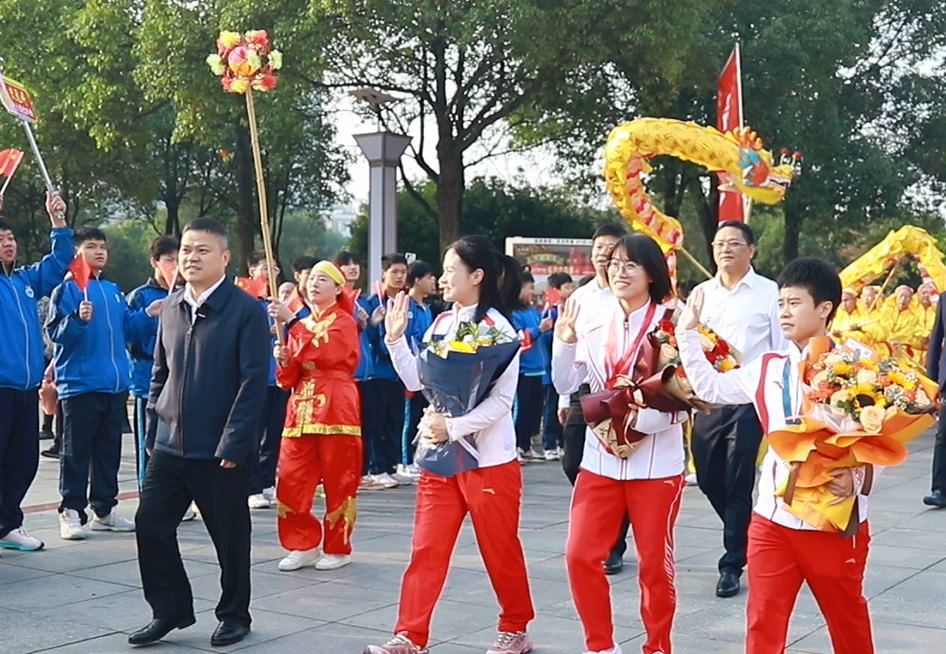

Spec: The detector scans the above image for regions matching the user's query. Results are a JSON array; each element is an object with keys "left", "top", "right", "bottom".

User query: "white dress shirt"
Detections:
[
  {"left": 552, "top": 298, "right": 688, "bottom": 480},
  {"left": 182, "top": 275, "right": 227, "bottom": 324},
  {"left": 387, "top": 304, "right": 519, "bottom": 469},
  {"left": 693, "top": 268, "right": 787, "bottom": 365},
  {"left": 678, "top": 330, "right": 873, "bottom": 530}
]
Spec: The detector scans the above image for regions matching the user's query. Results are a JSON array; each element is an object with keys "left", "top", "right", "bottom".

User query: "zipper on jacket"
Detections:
[
  {"left": 8, "top": 274, "right": 32, "bottom": 390},
  {"left": 100, "top": 281, "right": 121, "bottom": 393}
]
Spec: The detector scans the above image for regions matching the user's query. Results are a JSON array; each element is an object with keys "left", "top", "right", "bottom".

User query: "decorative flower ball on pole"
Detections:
[{"left": 207, "top": 30, "right": 284, "bottom": 343}]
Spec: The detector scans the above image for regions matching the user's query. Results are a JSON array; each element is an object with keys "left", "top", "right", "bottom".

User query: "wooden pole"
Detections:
[
  {"left": 244, "top": 87, "right": 284, "bottom": 345},
  {"left": 869, "top": 260, "right": 900, "bottom": 313},
  {"left": 679, "top": 246, "right": 714, "bottom": 280}
]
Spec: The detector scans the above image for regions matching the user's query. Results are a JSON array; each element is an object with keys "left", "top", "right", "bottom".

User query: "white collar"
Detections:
[
  {"left": 714, "top": 267, "right": 757, "bottom": 291},
  {"left": 183, "top": 275, "right": 226, "bottom": 309}
]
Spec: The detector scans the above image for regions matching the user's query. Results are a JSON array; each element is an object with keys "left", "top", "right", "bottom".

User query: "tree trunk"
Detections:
[
  {"left": 436, "top": 144, "right": 464, "bottom": 254},
  {"left": 783, "top": 201, "right": 803, "bottom": 265},
  {"left": 164, "top": 200, "right": 180, "bottom": 236},
  {"left": 234, "top": 120, "right": 256, "bottom": 274},
  {"left": 691, "top": 176, "right": 720, "bottom": 268}
]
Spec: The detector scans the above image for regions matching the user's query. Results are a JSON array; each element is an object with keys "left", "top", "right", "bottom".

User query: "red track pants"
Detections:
[
  {"left": 566, "top": 470, "right": 684, "bottom": 654},
  {"left": 276, "top": 435, "right": 362, "bottom": 554},
  {"left": 746, "top": 515, "right": 873, "bottom": 654},
  {"left": 394, "top": 460, "right": 535, "bottom": 647}
]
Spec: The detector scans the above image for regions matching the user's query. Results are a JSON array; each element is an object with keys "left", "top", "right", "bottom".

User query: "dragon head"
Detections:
[{"left": 727, "top": 127, "right": 801, "bottom": 201}]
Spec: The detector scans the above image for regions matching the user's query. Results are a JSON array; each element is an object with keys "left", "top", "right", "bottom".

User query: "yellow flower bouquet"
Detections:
[{"left": 767, "top": 337, "right": 938, "bottom": 532}]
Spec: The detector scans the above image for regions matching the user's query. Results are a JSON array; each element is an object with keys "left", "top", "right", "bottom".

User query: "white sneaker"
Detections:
[
  {"left": 359, "top": 475, "right": 387, "bottom": 491},
  {"left": 487, "top": 630, "right": 534, "bottom": 654},
  {"left": 91, "top": 508, "right": 135, "bottom": 532},
  {"left": 685, "top": 472, "right": 698, "bottom": 486},
  {"left": 557, "top": 446, "right": 565, "bottom": 458},
  {"left": 406, "top": 463, "right": 422, "bottom": 478},
  {"left": 391, "top": 472, "right": 415, "bottom": 485},
  {"left": 278, "top": 547, "right": 321, "bottom": 571},
  {"left": 262, "top": 486, "right": 276, "bottom": 502},
  {"left": 315, "top": 553, "right": 352, "bottom": 570},
  {"left": 59, "top": 510, "right": 87, "bottom": 540},
  {"left": 181, "top": 506, "right": 197, "bottom": 522},
  {"left": 395, "top": 464, "right": 417, "bottom": 482},
  {"left": 582, "top": 646, "right": 623, "bottom": 654},
  {"left": 543, "top": 449, "right": 559, "bottom": 461},
  {"left": 0, "top": 527, "right": 44, "bottom": 551},
  {"left": 248, "top": 493, "right": 271, "bottom": 509},
  {"left": 523, "top": 448, "right": 543, "bottom": 460},
  {"left": 373, "top": 473, "right": 399, "bottom": 489}
]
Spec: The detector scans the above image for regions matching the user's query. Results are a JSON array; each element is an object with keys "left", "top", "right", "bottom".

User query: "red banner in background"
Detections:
[{"left": 717, "top": 44, "right": 747, "bottom": 223}]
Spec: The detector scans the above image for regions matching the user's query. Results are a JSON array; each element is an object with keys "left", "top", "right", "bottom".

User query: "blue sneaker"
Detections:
[{"left": 0, "top": 527, "right": 44, "bottom": 551}]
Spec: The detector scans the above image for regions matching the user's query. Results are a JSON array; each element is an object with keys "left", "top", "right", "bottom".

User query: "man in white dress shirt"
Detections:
[
  {"left": 555, "top": 222, "right": 631, "bottom": 574},
  {"left": 691, "top": 221, "right": 788, "bottom": 598}
]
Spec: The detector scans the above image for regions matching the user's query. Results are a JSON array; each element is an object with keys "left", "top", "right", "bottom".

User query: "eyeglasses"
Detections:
[
  {"left": 607, "top": 259, "right": 643, "bottom": 275},
  {"left": 711, "top": 240, "right": 748, "bottom": 251}
]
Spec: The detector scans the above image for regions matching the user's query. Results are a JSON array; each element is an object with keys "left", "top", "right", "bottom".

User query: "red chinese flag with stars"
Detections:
[
  {"left": 68, "top": 254, "right": 92, "bottom": 293},
  {"left": 717, "top": 44, "right": 747, "bottom": 222}
]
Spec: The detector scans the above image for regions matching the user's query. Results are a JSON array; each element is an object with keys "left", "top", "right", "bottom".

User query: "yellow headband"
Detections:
[{"left": 311, "top": 260, "right": 344, "bottom": 285}]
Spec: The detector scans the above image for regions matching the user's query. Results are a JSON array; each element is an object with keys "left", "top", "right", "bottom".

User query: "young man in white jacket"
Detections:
[{"left": 676, "top": 258, "right": 874, "bottom": 654}]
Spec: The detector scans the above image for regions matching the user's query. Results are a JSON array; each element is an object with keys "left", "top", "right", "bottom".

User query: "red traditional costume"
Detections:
[{"left": 275, "top": 295, "right": 361, "bottom": 555}]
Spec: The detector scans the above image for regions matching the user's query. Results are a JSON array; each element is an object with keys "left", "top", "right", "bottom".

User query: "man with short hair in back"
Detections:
[
  {"left": 131, "top": 218, "right": 269, "bottom": 648},
  {"left": 539, "top": 272, "right": 574, "bottom": 461}
]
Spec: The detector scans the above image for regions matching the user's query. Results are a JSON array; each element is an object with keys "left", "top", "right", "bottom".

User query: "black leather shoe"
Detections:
[
  {"left": 603, "top": 551, "right": 624, "bottom": 575},
  {"left": 128, "top": 615, "right": 196, "bottom": 645},
  {"left": 211, "top": 621, "right": 250, "bottom": 647},
  {"left": 923, "top": 490, "right": 946, "bottom": 508},
  {"left": 716, "top": 570, "right": 740, "bottom": 598}
]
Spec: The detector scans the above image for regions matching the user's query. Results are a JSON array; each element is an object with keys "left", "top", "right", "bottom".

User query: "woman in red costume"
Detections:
[{"left": 273, "top": 260, "right": 361, "bottom": 573}]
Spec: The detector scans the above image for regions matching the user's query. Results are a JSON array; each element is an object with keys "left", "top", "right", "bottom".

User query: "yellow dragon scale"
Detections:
[{"left": 604, "top": 118, "right": 796, "bottom": 251}]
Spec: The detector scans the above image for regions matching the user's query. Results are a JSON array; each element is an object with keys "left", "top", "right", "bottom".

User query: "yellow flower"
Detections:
[
  {"left": 270, "top": 50, "right": 283, "bottom": 70},
  {"left": 205, "top": 54, "right": 225, "bottom": 75},
  {"left": 831, "top": 363, "right": 852, "bottom": 377},
  {"left": 859, "top": 405, "right": 885, "bottom": 434},
  {"left": 218, "top": 31, "right": 242, "bottom": 48},
  {"left": 718, "top": 358, "right": 736, "bottom": 372},
  {"left": 229, "top": 78, "right": 249, "bottom": 94},
  {"left": 447, "top": 340, "right": 475, "bottom": 353},
  {"left": 887, "top": 371, "right": 909, "bottom": 387},
  {"left": 853, "top": 383, "right": 877, "bottom": 397},
  {"left": 859, "top": 358, "right": 879, "bottom": 371}
]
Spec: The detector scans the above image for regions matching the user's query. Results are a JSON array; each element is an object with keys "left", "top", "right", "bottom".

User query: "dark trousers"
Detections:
[
  {"left": 560, "top": 385, "right": 630, "bottom": 558},
  {"left": 542, "top": 384, "right": 563, "bottom": 451},
  {"left": 402, "top": 392, "right": 428, "bottom": 465},
  {"left": 0, "top": 388, "right": 40, "bottom": 538},
  {"left": 136, "top": 450, "right": 251, "bottom": 626},
  {"left": 133, "top": 396, "right": 149, "bottom": 489},
  {"left": 692, "top": 403, "right": 763, "bottom": 574},
  {"left": 361, "top": 378, "right": 404, "bottom": 475},
  {"left": 514, "top": 374, "right": 545, "bottom": 452},
  {"left": 60, "top": 392, "right": 126, "bottom": 519},
  {"left": 250, "top": 385, "right": 290, "bottom": 494},
  {"left": 932, "top": 408, "right": 946, "bottom": 493}
]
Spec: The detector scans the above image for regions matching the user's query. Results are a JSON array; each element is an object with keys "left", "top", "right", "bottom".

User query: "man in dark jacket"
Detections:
[
  {"left": 924, "top": 291, "right": 946, "bottom": 508},
  {"left": 0, "top": 192, "right": 70, "bottom": 553},
  {"left": 130, "top": 218, "right": 269, "bottom": 648}
]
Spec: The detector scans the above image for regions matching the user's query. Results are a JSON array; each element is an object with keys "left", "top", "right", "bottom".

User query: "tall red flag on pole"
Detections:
[
  {"left": 0, "top": 148, "right": 24, "bottom": 196},
  {"left": 717, "top": 43, "right": 748, "bottom": 222}
]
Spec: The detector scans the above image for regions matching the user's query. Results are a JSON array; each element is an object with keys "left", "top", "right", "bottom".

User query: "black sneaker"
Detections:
[
  {"left": 39, "top": 430, "right": 54, "bottom": 441},
  {"left": 40, "top": 446, "right": 60, "bottom": 459},
  {"left": 923, "top": 490, "right": 946, "bottom": 508}
]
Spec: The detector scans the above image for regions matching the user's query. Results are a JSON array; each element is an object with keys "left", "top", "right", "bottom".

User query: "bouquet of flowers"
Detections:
[
  {"left": 647, "top": 319, "right": 742, "bottom": 413},
  {"left": 767, "top": 337, "right": 938, "bottom": 532},
  {"left": 415, "top": 321, "right": 520, "bottom": 477},
  {"left": 206, "top": 30, "right": 283, "bottom": 94}
]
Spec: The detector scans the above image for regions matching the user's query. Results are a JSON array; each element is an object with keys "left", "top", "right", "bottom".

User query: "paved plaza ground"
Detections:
[{"left": 2, "top": 430, "right": 945, "bottom": 654}]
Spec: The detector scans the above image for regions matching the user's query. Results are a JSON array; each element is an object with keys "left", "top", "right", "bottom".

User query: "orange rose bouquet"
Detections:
[{"left": 767, "top": 337, "right": 938, "bottom": 533}]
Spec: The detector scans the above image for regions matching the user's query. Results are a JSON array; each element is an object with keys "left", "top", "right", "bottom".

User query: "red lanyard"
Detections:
[{"left": 605, "top": 302, "right": 657, "bottom": 385}]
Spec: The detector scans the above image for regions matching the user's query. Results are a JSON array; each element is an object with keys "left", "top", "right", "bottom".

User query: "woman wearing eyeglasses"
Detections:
[{"left": 552, "top": 233, "right": 687, "bottom": 654}]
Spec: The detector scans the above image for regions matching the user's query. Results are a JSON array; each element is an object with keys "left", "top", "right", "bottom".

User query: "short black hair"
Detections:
[
  {"left": 407, "top": 260, "right": 434, "bottom": 286},
  {"left": 521, "top": 272, "right": 535, "bottom": 284},
  {"left": 149, "top": 235, "right": 179, "bottom": 261},
  {"left": 381, "top": 252, "right": 408, "bottom": 271},
  {"left": 74, "top": 225, "right": 107, "bottom": 246},
  {"left": 607, "top": 233, "right": 673, "bottom": 304},
  {"left": 0, "top": 219, "right": 13, "bottom": 234},
  {"left": 592, "top": 223, "right": 627, "bottom": 242},
  {"left": 247, "top": 251, "right": 267, "bottom": 268},
  {"left": 547, "top": 272, "right": 573, "bottom": 289},
  {"left": 333, "top": 250, "right": 358, "bottom": 267},
  {"left": 182, "top": 217, "right": 229, "bottom": 247},
  {"left": 716, "top": 220, "right": 755, "bottom": 246},
  {"left": 777, "top": 258, "right": 842, "bottom": 324},
  {"left": 292, "top": 254, "right": 319, "bottom": 273},
  {"left": 579, "top": 275, "right": 595, "bottom": 287}
]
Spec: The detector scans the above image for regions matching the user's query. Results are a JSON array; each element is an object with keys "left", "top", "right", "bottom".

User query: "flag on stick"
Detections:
[
  {"left": 717, "top": 43, "right": 749, "bottom": 222},
  {"left": 156, "top": 260, "right": 178, "bottom": 290},
  {"left": 0, "top": 148, "right": 24, "bottom": 195},
  {"left": 68, "top": 254, "right": 92, "bottom": 300}
]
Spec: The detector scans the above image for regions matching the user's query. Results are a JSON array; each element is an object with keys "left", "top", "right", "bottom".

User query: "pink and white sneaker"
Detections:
[
  {"left": 487, "top": 630, "right": 533, "bottom": 654},
  {"left": 363, "top": 632, "right": 429, "bottom": 654}
]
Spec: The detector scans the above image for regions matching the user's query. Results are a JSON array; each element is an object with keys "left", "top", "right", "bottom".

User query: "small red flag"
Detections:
[
  {"left": 235, "top": 276, "right": 267, "bottom": 298},
  {"left": 68, "top": 254, "right": 92, "bottom": 293},
  {"left": 156, "top": 260, "right": 177, "bottom": 290},
  {"left": 0, "top": 149, "right": 24, "bottom": 178}
]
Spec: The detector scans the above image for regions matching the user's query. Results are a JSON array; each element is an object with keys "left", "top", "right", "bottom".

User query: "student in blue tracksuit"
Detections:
[
  {"left": 362, "top": 253, "right": 409, "bottom": 486},
  {"left": 539, "top": 272, "right": 575, "bottom": 460},
  {"left": 399, "top": 260, "right": 436, "bottom": 474},
  {"left": 47, "top": 226, "right": 162, "bottom": 541},
  {"left": 0, "top": 192, "right": 71, "bottom": 553},
  {"left": 126, "top": 235, "right": 179, "bottom": 488},
  {"left": 511, "top": 272, "right": 553, "bottom": 457}
]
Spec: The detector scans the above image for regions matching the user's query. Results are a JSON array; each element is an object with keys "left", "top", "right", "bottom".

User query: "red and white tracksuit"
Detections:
[
  {"left": 678, "top": 330, "right": 875, "bottom": 654},
  {"left": 387, "top": 305, "right": 535, "bottom": 647},
  {"left": 553, "top": 299, "right": 688, "bottom": 654}
]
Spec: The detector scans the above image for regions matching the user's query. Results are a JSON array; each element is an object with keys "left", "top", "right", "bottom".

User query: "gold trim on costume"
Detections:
[
  {"left": 276, "top": 500, "right": 293, "bottom": 519},
  {"left": 325, "top": 496, "right": 357, "bottom": 545},
  {"left": 282, "top": 424, "right": 361, "bottom": 438}
]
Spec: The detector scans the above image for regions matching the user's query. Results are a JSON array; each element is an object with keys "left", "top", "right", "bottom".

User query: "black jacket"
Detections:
[
  {"left": 147, "top": 277, "right": 269, "bottom": 464},
  {"left": 927, "top": 291, "right": 946, "bottom": 393}
]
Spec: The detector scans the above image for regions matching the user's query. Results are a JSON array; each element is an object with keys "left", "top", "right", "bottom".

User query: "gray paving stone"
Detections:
[
  {"left": 0, "top": 573, "right": 131, "bottom": 611},
  {"left": 790, "top": 620, "right": 946, "bottom": 654},
  {"left": 165, "top": 607, "right": 326, "bottom": 652},
  {"left": 23, "top": 632, "right": 199, "bottom": 654},
  {"left": 0, "top": 606, "right": 113, "bottom": 654},
  {"left": 251, "top": 579, "right": 398, "bottom": 622}
]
